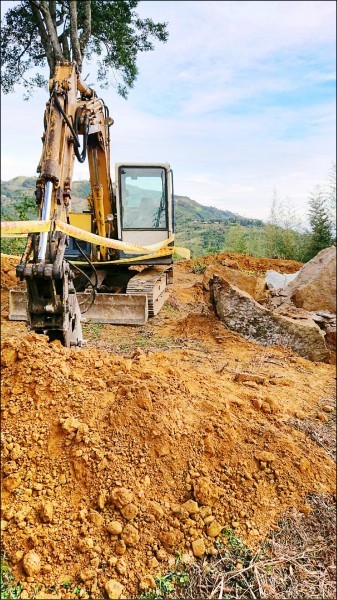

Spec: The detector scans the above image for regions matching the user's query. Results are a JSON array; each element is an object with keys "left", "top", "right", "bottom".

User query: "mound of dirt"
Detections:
[
  {"left": 181, "top": 252, "right": 303, "bottom": 276},
  {"left": 1, "top": 332, "right": 335, "bottom": 599},
  {"left": 0, "top": 256, "right": 21, "bottom": 290}
]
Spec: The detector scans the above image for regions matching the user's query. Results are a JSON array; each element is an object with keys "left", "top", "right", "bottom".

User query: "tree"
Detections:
[
  {"left": 306, "top": 185, "right": 333, "bottom": 260},
  {"left": 1, "top": 1, "right": 168, "bottom": 98}
]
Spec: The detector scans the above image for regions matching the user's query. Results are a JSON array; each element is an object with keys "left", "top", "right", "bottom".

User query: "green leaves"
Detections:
[{"left": 1, "top": 1, "right": 169, "bottom": 98}]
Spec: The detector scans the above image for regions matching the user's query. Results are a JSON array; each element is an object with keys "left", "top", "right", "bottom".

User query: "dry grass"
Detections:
[{"left": 174, "top": 494, "right": 336, "bottom": 600}]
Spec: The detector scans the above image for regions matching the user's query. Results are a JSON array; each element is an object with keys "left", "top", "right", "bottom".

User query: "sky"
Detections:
[{"left": 1, "top": 0, "right": 336, "bottom": 221}]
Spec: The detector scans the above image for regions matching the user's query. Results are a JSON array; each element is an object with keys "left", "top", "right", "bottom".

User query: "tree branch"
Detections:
[
  {"left": 69, "top": 0, "right": 82, "bottom": 68},
  {"left": 28, "top": 0, "right": 54, "bottom": 72},
  {"left": 40, "top": 0, "right": 64, "bottom": 63},
  {"left": 79, "top": 0, "right": 91, "bottom": 55}
]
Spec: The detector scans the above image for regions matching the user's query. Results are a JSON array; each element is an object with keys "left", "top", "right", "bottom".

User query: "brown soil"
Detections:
[{"left": 1, "top": 253, "right": 335, "bottom": 600}]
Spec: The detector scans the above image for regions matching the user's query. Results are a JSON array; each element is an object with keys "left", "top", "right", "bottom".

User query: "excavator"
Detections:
[{"left": 5, "top": 62, "right": 179, "bottom": 347}]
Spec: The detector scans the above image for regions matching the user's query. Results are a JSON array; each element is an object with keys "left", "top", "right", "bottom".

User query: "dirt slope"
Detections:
[{"left": 0, "top": 253, "right": 335, "bottom": 600}]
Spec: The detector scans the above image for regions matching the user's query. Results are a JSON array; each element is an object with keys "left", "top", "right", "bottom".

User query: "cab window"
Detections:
[{"left": 120, "top": 167, "right": 167, "bottom": 229}]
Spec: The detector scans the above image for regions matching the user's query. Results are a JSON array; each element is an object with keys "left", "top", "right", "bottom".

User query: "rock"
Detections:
[
  {"left": 203, "top": 265, "right": 266, "bottom": 300},
  {"left": 192, "top": 538, "right": 206, "bottom": 557},
  {"left": 156, "top": 548, "right": 167, "bottom": 561},
  {"left": 255, "top": 451, "right": 277, "bottom": 463},
  {"left": 181, "top": 500, "right": 199, "bottom": 514},
  {"left": 139, "top": 574, "right": 157, "bottom": 590},
  {"left": 134, "top": 385, "right": 153, "bottom": 410},
  {"left": 322, "top": 405, "right": 334, "bottom": 413},
  {"left": 40, "top": 500, "right": 53, "bottom": 523},
  {"left": 3, "top": 473, "right": 21, "bottom": 492},
  {"left": 147, "top": 500, "right": 164, "bottom": 519},
  {"left": 105, "top": 579, "right": 124, "bottom": 599},
  {"left": 120, "top": 503, "right": 138, "bottom": 520},
  {"left": 207, "top": 521, "right": 222, "bottom": 537},
  {"left": 97, "top": 490, "right": 107, "bottom": 509},
  {"left": 159, "top": 531, "right": 177, "bottom": 549},
  {"left": 79, "top": 568, "right": 96, "bottom": 582},
  {"left": 285, "top": 247, "right": 336, "bottom": 313},
  {"left": 115, "top": 559, "right": 127, "bottom": 575},
  {"left": 110, "top": 487, "right": 134, "bottom": 508},
  {"left": 121, "top": 524, "right": 139, "bottom": 547},
  {"left": 210, "top": 276, "right": 329, "bottom": 362},
  {"left": 193, "top": 477, "right": 220, "bottom": 506},
  {"left": 23, "top": 550, "right": 41, "bottom": 576},
  {"left": 107, "top": 521, "right": 123, "bottom": 535},
  {"left": 115, "top": 540, "right": 127, "bottom": 555},
  {"left": 265, "top": 270, "right": 299, "bottom": 290},
  {"left": 90, "top": 510, "right": 104, "bottom": 528}
]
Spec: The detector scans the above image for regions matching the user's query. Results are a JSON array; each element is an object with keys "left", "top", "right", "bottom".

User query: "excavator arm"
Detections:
[{"left": 15, "top": 62, "right": 114, "bottom": 347}]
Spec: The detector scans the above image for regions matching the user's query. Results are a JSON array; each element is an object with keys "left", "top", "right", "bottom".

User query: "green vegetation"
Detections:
[
  {"left": 140, "top": 554, "right": 189, "bottom": 599},
  {"left": 0, "top": 555, "right": 22, "bottom": 600}
]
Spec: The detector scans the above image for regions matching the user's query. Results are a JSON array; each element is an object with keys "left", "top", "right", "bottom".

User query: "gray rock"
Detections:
[
  {"left": 265, "top": 270, "right": 299, "bottom": 290},
  {"left": 210, "top": 276, "right": 329, "bottom": 362}
]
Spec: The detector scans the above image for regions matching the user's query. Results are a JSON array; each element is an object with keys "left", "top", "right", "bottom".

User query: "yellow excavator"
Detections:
[{"left": 6, "top": 62, "right": 179, "bottom": 347}]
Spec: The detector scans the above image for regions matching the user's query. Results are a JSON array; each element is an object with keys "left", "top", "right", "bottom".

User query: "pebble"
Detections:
[
  {"left": 105, "top": 579, "right": 124, "bottom": 599},
  {"left": 23, "top": 550, "right": 41, "bottom": 576},
  {"left": 192, "top": 538, "right": 206, "bottom": 557}
]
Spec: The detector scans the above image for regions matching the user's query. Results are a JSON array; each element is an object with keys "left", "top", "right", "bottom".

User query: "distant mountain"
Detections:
[
  {"left": 1, "top": 176, "right": 263, "bottom": 227},
  {"left": 1, "top": 175, "right": 266, "bottom": 258}
]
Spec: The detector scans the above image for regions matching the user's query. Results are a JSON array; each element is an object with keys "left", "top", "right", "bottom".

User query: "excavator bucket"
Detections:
[{"left": 9, "top": 290, "right": 148, "bottom": 326}]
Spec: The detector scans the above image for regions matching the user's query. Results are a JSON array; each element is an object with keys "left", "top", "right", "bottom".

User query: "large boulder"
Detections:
[
  {"left": 210, "top": 276, "right": 329, "bottom": 362},
  {"left": 284, "top": 246, "right": 336, "bottom": 313},
  {"left": 203, "top": 265, "right": 267, "bottom": 300}
]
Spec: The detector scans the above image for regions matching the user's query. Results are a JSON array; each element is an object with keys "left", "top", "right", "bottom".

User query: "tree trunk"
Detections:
[{"left": 69, "top": 1, "right": 82, "bottom": 70}]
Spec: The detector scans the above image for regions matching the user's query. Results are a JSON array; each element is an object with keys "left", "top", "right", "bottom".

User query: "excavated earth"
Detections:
[{"left": 0, "top": 253, "right": 336, "bottom": 599}]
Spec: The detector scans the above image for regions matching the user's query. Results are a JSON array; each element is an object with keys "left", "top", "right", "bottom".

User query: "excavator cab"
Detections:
[{"left": 116, "top": 163, "right": 174, "bottom": 264}]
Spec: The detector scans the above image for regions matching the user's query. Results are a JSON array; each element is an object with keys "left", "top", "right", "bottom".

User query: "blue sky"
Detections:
[{"left": 1, "top": 0, "right": 336, "bottom": 220}]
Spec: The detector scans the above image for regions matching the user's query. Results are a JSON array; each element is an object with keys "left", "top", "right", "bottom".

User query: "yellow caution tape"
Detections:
[
  {"left": 1, "top": 219, "right": 190, "bottom": 263},
  {"left": 1, "top": 220, "right": 50, "bottom": 235}
]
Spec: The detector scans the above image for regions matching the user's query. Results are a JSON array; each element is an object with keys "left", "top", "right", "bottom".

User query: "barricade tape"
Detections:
[
  {"left": 1, "top": 218, "right": 190, "bottom": 263},
  {"left": 1, "top": 219, "right": 175, "bottom": 254}
]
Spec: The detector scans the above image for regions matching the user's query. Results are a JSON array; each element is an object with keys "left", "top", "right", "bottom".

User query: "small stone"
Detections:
[
  {"left": 116, "top": 559, "right": 127, "bottom": 576},
  {"left": 159, "top": 531, "right": 176, "bottom": 549},
  {"left": 110, "top": 487, "right": 133, "bottom": 508},
  {"left": 107, "top": 521, "right": 123, "bottom": 535},
  {"left": 79, "top": 568, "right": 96, "bottom": 582},
  {"left": 40, "top": 500, "right": 53, "bottom": 523},
  {"left": 115, "top": 540, "right": 127, "bottom": 555},
  {"left": 120, "top": 503, "right": 138, "bottom": 520},
  {"left": 156, "top": 549, "right": 167, "bottom": 561},
  {"left": 139, "top": 575, "right": 156, "bottom": 590},
  {"left": 181, "top": 500, "right": 199, "bottom": 514},
  {"left": 192, "top": 538, "right": 205, "bottom": 557},
  {"left": 121, "top": 524, "right": 139, "bottom": 547},
  {"left": 255, "top": 451, "right": 276, "bottom": 463},
  {"left": 98, "top": 490, "right": 107, "bottom": 510},
  {"left": 23, "top": 550, "right": 41, "bottom": 576},
  {"left": 14, "top": 551, "right": 24, "bottom": 564},
  {"left": 0, "top": 520, "right": 8, "bottom": 531},
  {"left": 207, "top": 521, "right": 222, "bottom": 538},
  {"left": 105, "top": 579, "right": 124, "bottom": 599},
  {"left": 90, "top": 510, "right": 104, "bottom": 528}
]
